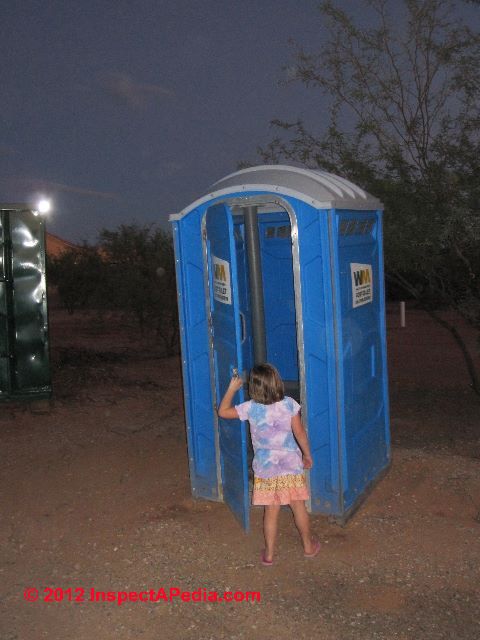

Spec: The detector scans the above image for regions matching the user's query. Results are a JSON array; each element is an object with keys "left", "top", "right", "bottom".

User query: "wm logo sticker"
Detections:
[
  {"left": 350, "top": 263, "right": 373, "bottom": 308},
  {"left": 353, "top": 267, "right": 371, "bottom": 287},
  {"left": 212, "top": 255, "right": 232, "bottom": 305},
  {"left": 214, "top": 263, "right": 227, "bottom": 282}
]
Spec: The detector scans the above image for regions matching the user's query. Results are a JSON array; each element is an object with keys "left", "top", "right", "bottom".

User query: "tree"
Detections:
[
  {"left": 48, "top": 246, "right": 107, "bottom": 314},
  {"left": 99, "top": 224, "right": 179, "bottom": 355},
  {"left": 49, "top": 224, "right": 179, "bottom": 355},
  {"left": 256, "top": 0, "right": 480, "bottom": 394}
]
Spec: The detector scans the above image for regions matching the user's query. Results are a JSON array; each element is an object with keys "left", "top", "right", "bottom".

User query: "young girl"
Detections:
[{"left": 218, "top": 363, "right": 320, "bottom": 565}]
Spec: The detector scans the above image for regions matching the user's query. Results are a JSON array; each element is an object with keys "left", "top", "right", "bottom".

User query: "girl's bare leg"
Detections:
[
  {"left": 289, "top": 500, "right": 316, "bottom": 554},
  {"left": 263, "top": 505, "right": 281, "bottom": 561}
]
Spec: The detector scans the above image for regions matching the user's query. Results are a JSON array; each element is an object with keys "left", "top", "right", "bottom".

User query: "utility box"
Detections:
[
  {"left": 170, "top": 165, "right": 390, "bottom": 530},
  {"left": 0, "top": 205, "right": 51, "bottom": 401}
]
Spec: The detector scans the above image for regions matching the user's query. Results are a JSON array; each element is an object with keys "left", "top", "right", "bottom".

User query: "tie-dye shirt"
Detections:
[{"left": 235, "top": 396, "right": 303, "bottom": 479}]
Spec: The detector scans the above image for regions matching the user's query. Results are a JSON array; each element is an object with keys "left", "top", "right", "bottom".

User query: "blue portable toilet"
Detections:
[{"left": 170, "top": 165, "right": 390, "bottom": 530}]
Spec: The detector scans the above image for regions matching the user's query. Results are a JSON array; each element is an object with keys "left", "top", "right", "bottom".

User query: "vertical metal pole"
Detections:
[
  {"left": 243, "top": 206, "right": 267, "bottom": 364},
  {"left": 400, "top": 301, "right": 406, "bottom": 328}
]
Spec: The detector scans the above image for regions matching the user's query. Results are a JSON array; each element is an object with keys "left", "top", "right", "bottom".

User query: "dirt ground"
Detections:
[{"left": 1, "top": 302, "right": 479, "bottom": 640}]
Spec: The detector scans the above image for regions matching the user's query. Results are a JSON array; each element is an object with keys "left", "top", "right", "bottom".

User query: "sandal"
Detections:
[
  {"left": 260, "top": 549, "right": 273, "bottom": 566},
  {"left": 304, "top": 539, "right": 321, "bottom": 558}
]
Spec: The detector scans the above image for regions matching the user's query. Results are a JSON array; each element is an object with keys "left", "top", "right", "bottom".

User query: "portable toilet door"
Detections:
[
  {"left": 203, "top": 202, "right": 251, "bottom": 530},
  {"left": 201, "top": 195, "right": 311, "bottom": 531}
]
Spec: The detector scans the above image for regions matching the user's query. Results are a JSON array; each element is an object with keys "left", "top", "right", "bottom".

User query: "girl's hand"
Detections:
[
  {"left": 303, "top": 454, "right": 313, "bottom": 469},
  {"left": 228, "top": 376, "right": 243, "bottom": 392}
]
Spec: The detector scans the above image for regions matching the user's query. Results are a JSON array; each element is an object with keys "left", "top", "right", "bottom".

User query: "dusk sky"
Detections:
[{"left": 1, "top": 1, "right": 478, "bottom": 243}]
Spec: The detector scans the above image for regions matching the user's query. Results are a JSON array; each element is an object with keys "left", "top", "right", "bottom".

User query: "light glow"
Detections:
[{"left": 37, "top": 199, "right": 51, "bottom": 214}]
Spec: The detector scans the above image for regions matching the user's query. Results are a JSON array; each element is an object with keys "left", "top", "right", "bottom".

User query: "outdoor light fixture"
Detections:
[{"left": 37, "top": 199, "right": 51, "bottom": 214}]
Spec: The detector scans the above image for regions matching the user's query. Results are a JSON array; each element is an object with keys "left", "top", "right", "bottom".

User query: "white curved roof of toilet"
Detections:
[{"left": 170, "top": 165, "right": 382, "bottom": 220}]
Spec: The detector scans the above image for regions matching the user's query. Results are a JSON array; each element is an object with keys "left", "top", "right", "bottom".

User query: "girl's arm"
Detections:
[
  {"left": 291, "top": 413, "right": 313, "bottom": 469},
  {"left": 218, "top": 376, "right": 243, "bottom": 419}
]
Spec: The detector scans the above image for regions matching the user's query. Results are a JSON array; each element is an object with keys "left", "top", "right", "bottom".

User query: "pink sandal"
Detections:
[
  {"left": 260, "top": 549, "right": 273, "bottom": 566},
  {"left": 304, "top": 539, "right": 321, "bottom": 558}
]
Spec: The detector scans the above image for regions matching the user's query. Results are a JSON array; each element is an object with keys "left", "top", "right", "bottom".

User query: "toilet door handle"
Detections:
[{"left": 239, "top": 311, "right": 247, "bottom": 344}]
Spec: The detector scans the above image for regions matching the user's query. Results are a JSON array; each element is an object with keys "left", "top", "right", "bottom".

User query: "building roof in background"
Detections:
[{"left": 46, "top": 233, "right": 82, "bottom": 258}]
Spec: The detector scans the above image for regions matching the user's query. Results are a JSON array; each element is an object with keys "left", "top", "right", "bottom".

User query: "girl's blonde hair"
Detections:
[{"left": 248, "top": 363, "right": 284, "bottom": 405}]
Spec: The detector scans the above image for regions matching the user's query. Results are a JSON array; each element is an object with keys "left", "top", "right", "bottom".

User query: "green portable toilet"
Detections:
[{"left": 0, "top": 204, "right": 51, "bottom": 401}]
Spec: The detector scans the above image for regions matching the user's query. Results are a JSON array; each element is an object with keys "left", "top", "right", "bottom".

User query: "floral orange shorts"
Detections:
[{"left": 252, "top": 472, "right": 309, "bottom": 505}]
